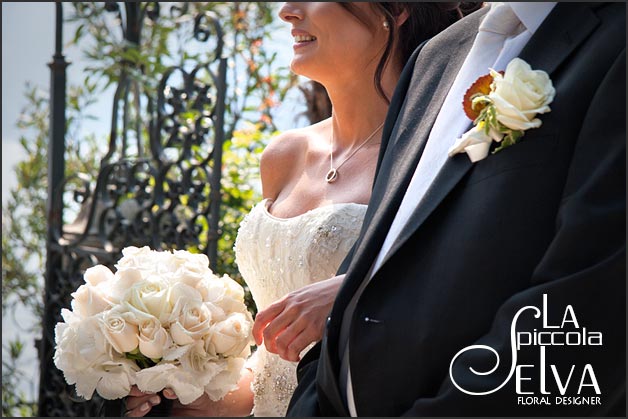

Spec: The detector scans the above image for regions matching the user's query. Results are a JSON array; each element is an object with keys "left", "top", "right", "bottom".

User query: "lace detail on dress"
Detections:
[
  {"left": 235, "top": 199, "right": 367, "bottom": 416},
  {"left": 249, "top": 350, "right": 297, "bottom": 417}
]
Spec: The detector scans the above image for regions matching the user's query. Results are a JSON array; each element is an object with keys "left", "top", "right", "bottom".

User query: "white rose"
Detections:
[
  {"left": 448, "top": 125, "right": 503, "bottom": 163},
  {"left": 60, "top": 307, "right": 80, "bottom": 326},
  {"left": 100, "top": 308, "right": 139, "bottom": 354},
  {"left": 169, "top": 298, "right": 212, "bottom": 345},
  {"left": 176, "top": 262, "right": 210, "bottom": 292},
  {"left": 54, "top": 315, "right": 139, "bottom": 400},
  {"left": 123, "top": 276, "right": 172, "bottom": 323},
  {"left": 170, "top": 342, "right": 233, "bottom": 404},
  {"left": 180, "top": 341, "right": 218, "bottom": 373},
  {"left": 55, "top": 317, "right": 105, "bottom": 375},
  {"left": 116, "top": 246, "right": 152, "bottom": 270},
  {"left": 488, "top": 58, "right": 555, "bottom": 131},
  {"left": 116, "top": 246, "right": 165, "bottom": 280},
  {"left": 172, "top": 249, "right": 210, "bottom": 273},
  {"left": 84, "top": 265, "right": 114, "bottom": 287},
  {"left": 137, "top": 316, "right": 172, "bottom": 359},
  {"left": 169, "top": 282, "right": 204, "bottom": 305},
  {"left": 204, "top": 357, "right": 247, "bottom": 401},
  {"left": 109, "top": 267, "right": 143, "bottom": 302},
  {"left": 153, "top": 249, "right": 186, "bottom": 276},
  {"left": 71, "top": 284, "right": 113, "bottom": 318},
  {"left": 135, "top": 362, "right": 220, "bottom": 404},
  {"left": 204, "top": 275, "right": 248, "bottom": 315},
  {"left": 93, "top": 359, "right": 139, "bottom": 400},
  {"left": 197, "top": 276, "right": 222, "bottom": 304},
  {"left": 135, "top": 342, "right": 223, "bottom": 405},
  {"left": 208, "top": 312, "right": 253, "bottom": 358},
  {"left": 204, "top": 301, "right": 227, "bottom": 324},
  {"left": 135, "top": 363, "right": 180, "bottom": 400},
  {"left": 118, "top": 245, "right": 152, "bottom": 262}
]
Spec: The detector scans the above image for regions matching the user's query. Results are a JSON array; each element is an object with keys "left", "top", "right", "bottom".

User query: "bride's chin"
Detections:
[{"left": 290, "top": 60, "right": 320, "bottom": 80}]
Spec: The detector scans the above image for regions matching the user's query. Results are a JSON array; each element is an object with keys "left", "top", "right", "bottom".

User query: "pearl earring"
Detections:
[{"left": 383, "top": 20, "right": 390, "bottom": 30}]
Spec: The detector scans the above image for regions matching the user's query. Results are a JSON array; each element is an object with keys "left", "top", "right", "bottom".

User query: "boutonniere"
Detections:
[{"left": 448, "top": 58, "right": 556, "bottom": 163}]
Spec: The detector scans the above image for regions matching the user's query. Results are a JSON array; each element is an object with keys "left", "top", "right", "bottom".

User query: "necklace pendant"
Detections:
[{"left": 325, "top": 168, "right": 338, "bottom": 183}]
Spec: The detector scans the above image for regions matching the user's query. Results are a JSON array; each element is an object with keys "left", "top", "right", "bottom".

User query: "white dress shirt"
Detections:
[
  {"left": 345, "top": 3, "right": 556, "bottom": 416},
  {"left": 370, "top": 1, "right": 556, "bottom": 278}
]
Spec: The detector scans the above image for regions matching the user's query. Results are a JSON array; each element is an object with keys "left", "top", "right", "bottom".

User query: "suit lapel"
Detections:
[
  {"left": 322, "top": 13, "right": 486, "bottom": 408},
  {"left": 519, "top": 3, "right": 599, "bottom": 76},
  {"left": 374, "top": 3, "right": 601, "bottom": 270},
  {"left": 379, "top": 153, "right": 472, "bottom": 266},
  {"left": 316, "top": 4, "right": 605, "bottom": 415},
  {"left": 339, "top": 19, "right": 480, "bottom": 290}
]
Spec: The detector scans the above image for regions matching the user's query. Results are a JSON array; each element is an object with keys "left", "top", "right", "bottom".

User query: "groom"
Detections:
[{"left": 287, "top": 2, "right": 625, "bottom": 416}]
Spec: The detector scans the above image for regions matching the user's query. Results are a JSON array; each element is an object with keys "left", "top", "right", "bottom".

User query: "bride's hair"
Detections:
[{"left": 340, "top": 2, "right": 483, "bottom": 103}]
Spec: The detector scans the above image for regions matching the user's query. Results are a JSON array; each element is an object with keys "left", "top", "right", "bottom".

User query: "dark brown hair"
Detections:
[
  {"left": 301, "top": 2, "right": 482, "bottom": 123},
  {"left": 340, "top": 2, "right": 482, "bottom": 102}
]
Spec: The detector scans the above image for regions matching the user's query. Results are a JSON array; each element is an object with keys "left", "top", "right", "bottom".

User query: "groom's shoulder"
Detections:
[
  {"left": 397, "top": 6, "right": 487, "bottom": 93},
  {"left": 551, "top": 2, "right": 625, "bottom": 28},
  {"left": 420, "top": 5, "right": 488, "bottom": 55},
  {"left": 589, "top": 1, "right": 625, "bottom": 17},
  {"left": 590, "top": 2, "right": 626, "bottom": 27}
]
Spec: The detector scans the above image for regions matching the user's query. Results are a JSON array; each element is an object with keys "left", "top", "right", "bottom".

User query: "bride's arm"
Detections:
[
  {"left": 253, "top": 274, "right": 345, "bottom": 362},
  {"left": 125, "top": 369, "right": 254, "bottom": 417}
]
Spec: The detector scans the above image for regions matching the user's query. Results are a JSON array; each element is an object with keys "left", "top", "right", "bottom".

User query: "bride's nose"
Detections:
[{"left": 279, "top": 2, "right": 303, "bottom": 23}]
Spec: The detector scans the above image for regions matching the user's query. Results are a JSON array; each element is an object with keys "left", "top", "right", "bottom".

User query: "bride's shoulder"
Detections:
[
  {"left": 262, "top": 127, "right": 308, "bottom": 162},
  {"left": 260, "top": 120, "right": 330, "bottom": 195},
  {"left": 262, "top": 120, "right": 328, "bottom": 162}
]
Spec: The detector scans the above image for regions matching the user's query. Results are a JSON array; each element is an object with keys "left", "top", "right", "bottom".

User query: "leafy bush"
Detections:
[{"left": 2, "top": 3, "right": 299, "bottom": 415}]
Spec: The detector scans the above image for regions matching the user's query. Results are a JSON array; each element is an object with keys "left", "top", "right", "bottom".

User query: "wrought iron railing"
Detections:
[{"left": 38, "top": 3, "right": 227, "bottom": 416}]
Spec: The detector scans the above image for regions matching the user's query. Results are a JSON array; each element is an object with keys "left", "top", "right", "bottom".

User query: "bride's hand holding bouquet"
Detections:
[{"left": 53, "top": 246, "right": 254, "bottom": 414}]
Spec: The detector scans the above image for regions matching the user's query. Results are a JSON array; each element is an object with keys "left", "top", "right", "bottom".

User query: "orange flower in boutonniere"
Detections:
[
  {"left": 462, "top": 72, "right": 497, "bottom": 121},
  {"left": 449, "top": 58, "right": 556, "bottom": 162}
]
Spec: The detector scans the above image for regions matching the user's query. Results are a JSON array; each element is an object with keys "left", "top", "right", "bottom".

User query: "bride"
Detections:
[{"left": 126, "top": 2, "right": 469, "bottom": 417}]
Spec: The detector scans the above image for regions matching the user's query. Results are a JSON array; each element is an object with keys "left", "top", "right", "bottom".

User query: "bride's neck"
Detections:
[
  {"left": 325, "top": 68, "right": 400, "bottom": 148},
  {"left": 323, "top": 73, "right": 396, "bottom": 148}
]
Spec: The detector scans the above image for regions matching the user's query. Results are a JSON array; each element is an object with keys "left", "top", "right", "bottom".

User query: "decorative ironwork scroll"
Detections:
[{"left": 38, "top": 3, "right": 227, "bottom": 416}]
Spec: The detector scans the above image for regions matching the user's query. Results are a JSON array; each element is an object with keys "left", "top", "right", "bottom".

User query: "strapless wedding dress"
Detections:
[{"left": 234, "top": 198, "right": 367, "bottom": 417}]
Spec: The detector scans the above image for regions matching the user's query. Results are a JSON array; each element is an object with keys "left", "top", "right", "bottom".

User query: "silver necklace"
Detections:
[{"left": 326, "top": 121, "right": 385, "bottom": 183}]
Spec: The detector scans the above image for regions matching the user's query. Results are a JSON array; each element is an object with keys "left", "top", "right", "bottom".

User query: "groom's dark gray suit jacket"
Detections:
[{"left": 287, "top": 3, "right": 625, "bottom": 417}]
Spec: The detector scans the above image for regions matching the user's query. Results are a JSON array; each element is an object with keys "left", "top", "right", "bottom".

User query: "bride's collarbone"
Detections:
[{"left": 267, "top": 188, "right": 368, "bottom": 219}]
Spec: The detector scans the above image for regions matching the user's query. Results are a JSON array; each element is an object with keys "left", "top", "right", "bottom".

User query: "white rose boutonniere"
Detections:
[{"left": 449, "top": 58, "right": 556, "bottom": 162}]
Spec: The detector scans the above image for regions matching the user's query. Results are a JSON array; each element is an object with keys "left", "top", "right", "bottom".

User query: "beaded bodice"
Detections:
[{"left": 234, "top": 199, "right": 367, "bottom": 416}]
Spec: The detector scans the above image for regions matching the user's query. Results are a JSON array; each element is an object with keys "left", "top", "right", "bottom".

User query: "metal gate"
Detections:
[{"left": 38, "top": 3, "right": 227, "bottom": 416}]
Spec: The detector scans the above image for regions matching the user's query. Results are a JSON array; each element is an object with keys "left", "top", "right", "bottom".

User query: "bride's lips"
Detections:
[{"left": 291, "top": 29, "right": 317, "bottom": 49}]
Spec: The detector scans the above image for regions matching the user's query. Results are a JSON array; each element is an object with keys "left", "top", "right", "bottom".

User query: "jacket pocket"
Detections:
[{"left": 464, "top": 131, "right": 559, "bottom": 185}]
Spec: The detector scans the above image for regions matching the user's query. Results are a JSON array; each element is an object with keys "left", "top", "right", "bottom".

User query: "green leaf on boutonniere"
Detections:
[{"left": 493, "top": 129, "right": 524, "bottom": 154}]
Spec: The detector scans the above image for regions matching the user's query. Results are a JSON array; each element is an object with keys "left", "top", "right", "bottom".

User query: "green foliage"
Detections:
[
  {"left": 1, "top": 80, "right": 106, "bottom": 419},
  {"left": 2, "top": 2, "right": 298, "bottom": 416},
  {"left": 67, "top": 2, "right": 297, "bottom": 137},
  {"left": 1, "top": 85, "right": 51, "bottom": 419},
  {"left": 2, "top": 86, "right": 48, "bottom": 317},
  {"left": 2, "top": 77, "right": 104, "bottom": 316},
  {"left": 2, "top": 339, "right": 37, "bottom": 417},
  {"left": 219, "top": 122, "right": 273, "bottom": 313}
]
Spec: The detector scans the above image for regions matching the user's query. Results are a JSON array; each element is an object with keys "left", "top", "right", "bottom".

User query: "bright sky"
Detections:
[
  {"left": 2, "top": 2, "right": 69, "bottom": 402},
  {"left": 3, "top": 3, "right": 54, "bottom": 203},
  {"left": 2, "top": 3, "right": 304, "bottom": 205}
]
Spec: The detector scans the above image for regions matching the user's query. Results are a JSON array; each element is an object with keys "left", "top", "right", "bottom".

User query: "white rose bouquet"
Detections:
[{"left": 53, "top": 246, "right": 254, "bottom": 406}]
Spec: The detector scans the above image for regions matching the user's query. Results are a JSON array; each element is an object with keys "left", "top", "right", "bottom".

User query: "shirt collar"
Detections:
[{"left": 507, "top": 2, "right": 557, "bottom": 35}]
